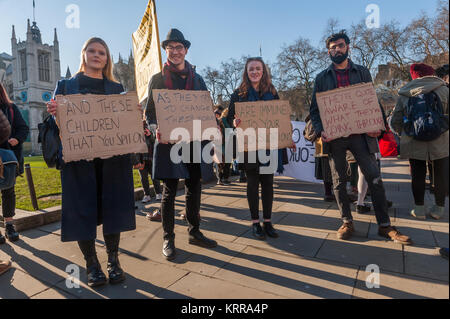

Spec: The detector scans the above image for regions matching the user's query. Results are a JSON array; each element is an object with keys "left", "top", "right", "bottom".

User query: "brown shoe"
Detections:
[
  {"left": 146, "top": 209, "right": 162, "bottom": 222},
  {"left": 337, "top": 222, "right": 354, "bottom": 240},
  {"left": 378, "top": 226, "right": 413, "bottom": 245},
  {"left": 0, "top": 260, "right": 12, "bottom": 276}
]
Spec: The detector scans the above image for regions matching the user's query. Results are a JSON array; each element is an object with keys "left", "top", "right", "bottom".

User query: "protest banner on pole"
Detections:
[
  {"left": 235, "top": 100, "right": 293, "bottom": 152},
  {"left": 277, "top": 121, "right": 321, "bottom": 184},
  {"left": 132, "top": 0, "right": 162, "bottom": 103},
  {"left": 152, "top": 89, "right": 218, "bottom": 143},
  {"left": 316, "top": 82, "right": 385, "bottom": 141},
  {"left": 55, "top": 92, "right": 147, "bottom": 162}
]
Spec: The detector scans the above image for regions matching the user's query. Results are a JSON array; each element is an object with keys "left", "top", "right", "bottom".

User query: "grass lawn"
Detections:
[{"left": 1, "top": 156, "right": 147, "bottom": 211}]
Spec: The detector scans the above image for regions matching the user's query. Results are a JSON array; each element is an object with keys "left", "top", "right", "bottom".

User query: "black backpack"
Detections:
[
  {"left": 404, "top": 92, "right": 449, "bottom": 141},
  {"left": 38, "top": 115, "right": 63, "bottom": 169}
]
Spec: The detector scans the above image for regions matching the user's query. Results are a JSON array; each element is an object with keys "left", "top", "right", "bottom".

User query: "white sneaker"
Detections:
[
  {"left": 155, "top": 194, "right": 162, "bottom": 201},
  {"left": 142, "top": 195, "right": 152, "bottom": 203}
]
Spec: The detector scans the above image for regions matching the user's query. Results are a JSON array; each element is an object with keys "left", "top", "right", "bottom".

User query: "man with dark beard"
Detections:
[{"left": 309, "top": 31, "right": 412, "bottom": 244}]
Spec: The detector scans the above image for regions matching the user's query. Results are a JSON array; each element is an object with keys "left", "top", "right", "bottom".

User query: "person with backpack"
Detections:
[
  {"left": 0, "top": 83, "right": 29, "bottom": 244},
  {"left": 391, "top": 63, "right": 449, "bottom": 220}
]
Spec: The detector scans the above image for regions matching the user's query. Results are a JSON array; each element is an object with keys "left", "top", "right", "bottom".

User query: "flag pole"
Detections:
[{"left": 153, "top": 0, "right": 163, "bottom": 70}]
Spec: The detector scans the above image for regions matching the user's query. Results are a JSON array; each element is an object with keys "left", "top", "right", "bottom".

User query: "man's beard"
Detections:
[{"left": 330, "top": 49, "right": 349, "bottom": 65}]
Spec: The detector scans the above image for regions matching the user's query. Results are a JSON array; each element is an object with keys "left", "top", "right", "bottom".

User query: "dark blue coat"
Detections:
[
  {"left": 53, "top": 73, "right": 136, "bottom": 242},
  {"left": 145, "top": 72, "right": 215, "bottom": 181}
]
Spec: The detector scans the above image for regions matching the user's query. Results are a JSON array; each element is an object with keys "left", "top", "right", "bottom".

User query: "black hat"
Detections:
[{"left": 162, "top": 29, "right": 191, "bottom": 50}]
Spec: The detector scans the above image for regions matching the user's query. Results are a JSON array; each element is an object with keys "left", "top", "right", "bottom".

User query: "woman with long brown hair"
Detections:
[
  {"left": 0, "top": 83, "right": 29, "bottom": 244},
  {"left": 227, "top": 57, "right": 289, "bottom": 240},
  {"left": 46, "top": 37, "right": 136, "bottom": 287}
]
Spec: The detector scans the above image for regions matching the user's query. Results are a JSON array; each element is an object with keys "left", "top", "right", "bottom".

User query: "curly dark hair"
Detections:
[{"left": 326, "top": 30, "right": 351, "bottom": 49}]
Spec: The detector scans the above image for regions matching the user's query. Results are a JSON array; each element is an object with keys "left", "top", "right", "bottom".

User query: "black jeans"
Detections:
[
  {"left": 161, "top": 163, "right": 201, "bottom": 240},
  {"left": 139, "top": 160, "right": 162, "bottom": 196},
  {"left": 328, "top": 135, "right": 390, "bottom": 226},
  {"left": 410, "top": 158, "right": 448, "bottom": 207},
  {"left": 219, "top": 163, "right": 231, "bottom": 180},
  {"left": 246, "top": 169, "right": 274, "bottom": 221},
  {"left": 1, "top": 186, "right": 15, "bottom": 218}
]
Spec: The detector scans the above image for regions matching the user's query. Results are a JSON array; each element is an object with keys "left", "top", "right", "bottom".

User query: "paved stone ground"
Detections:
[{"left": 0, "top": 159, "right": 448, "bottom": 299}]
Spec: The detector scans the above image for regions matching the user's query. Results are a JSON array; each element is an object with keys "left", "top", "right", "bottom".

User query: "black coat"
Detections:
[
  {"left": 227, "top": 89, "right": 289, "bottom": 172},
  {"left": 53, "top": 73, "right": 136, "bottom": 242},
  {"left": 309, "top": 60, "right": 387, "bottom": 155},
  {"left": 145, "top": 71, "right": 215, "bottom": 181},
  {"left": 0, "top": 103, "right": 29, "bottom": 175}
]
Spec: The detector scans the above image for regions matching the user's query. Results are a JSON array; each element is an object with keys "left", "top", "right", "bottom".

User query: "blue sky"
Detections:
[{"left": 0, "top": 0, "right": 439, "bottom": 76}]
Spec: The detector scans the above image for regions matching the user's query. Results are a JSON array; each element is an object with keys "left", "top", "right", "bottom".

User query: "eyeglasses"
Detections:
[
  {"left": 329, "top": 43, "right": 347, "bottom": 51},
  {"left": 166, "top": 45, "right": 185, "bottom": 52}
]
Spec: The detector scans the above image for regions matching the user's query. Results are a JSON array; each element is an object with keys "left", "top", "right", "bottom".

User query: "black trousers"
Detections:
[
  {"left": 410, "top": 158, "right": 448, "bottom": 207},
  {"left": 328, "top": 135, "right": 390, "bottom": 226},
  {"left": 246, "top": 169, "right": 274, "bottom": 221},
  {"left": 1, "top": 186, "right": 15, "bottom": 218},
  {"left": 161, "top": 163, "right": 201, "bottom": 240},
  {"left": 139, "top": 160, "right": 162, "bottom": 196}
]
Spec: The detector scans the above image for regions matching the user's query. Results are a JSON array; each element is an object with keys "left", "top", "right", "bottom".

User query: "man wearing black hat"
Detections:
[
  {"left": 145, "top": 29, "right": 217, "bottom": 261},
  {"left": 309, "top": 30, "right": 412, "bottom": 245}
]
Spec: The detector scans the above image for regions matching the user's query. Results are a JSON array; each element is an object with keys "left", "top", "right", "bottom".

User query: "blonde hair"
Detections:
[{"left": 77, "top": 37, "right": 118, "bottom": 82}]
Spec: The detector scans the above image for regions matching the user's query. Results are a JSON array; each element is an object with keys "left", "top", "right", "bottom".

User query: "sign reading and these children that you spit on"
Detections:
[
  {"left": 316, "top": 82, "right": 386, "bottom": 141},
  {"left": 55, "top": 92, "right": 148, "bottom": 163}
]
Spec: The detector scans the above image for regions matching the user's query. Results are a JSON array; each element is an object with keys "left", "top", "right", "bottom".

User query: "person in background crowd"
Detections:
[
  {"left": 309, "top": 30, "right": 412, "bottom": 244},
  {"left": 435, "top": 63, "right": 449, "bottom": 261},
  {"left": 391, "top": 63, "right": 448, "bottom": 221},
  {"left": 145, "top": 29, "right": 217, "bottom": 261},
  {"left": 216, "top": 107, "right": 232, "bottom": 185},
  {"left": 0, "top": 101, "right": 14, "bottom": 275},
  {"left": 0, "top": 83, "right": 29, "bottom": 244},
  {"left": 314, "top": 135, "right": 335, "bottom": 202},
  {"left": 47, "top": 37, "right": 136, "bottom": 287},
  {"left": 132, "top": 119, "right": 163, "bottom": 221},
  {"left": 229, "top": 57, "right": 291, "bottom": 240}
]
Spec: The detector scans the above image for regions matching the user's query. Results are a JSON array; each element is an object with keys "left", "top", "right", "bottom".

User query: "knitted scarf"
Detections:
[{"left": 163, "top": 60, "right": 195, "bottom": 90}]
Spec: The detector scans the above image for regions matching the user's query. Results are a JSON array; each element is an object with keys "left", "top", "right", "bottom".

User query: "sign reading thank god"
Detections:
[{"left": 55, "top": 92, "right": 147, "bottom": 162}]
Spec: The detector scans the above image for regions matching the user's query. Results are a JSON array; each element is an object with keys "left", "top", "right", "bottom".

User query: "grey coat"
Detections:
[
  {"left": 145, "top": 72, "right": 215, "bottom": 181},
  {"left": 309, "top": 60, "right": 387, "bottom": 155},
  {"left": 391, "top": 76, "right": 449, "bottom": 161}
]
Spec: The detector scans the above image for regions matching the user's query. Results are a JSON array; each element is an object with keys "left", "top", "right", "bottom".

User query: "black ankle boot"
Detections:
[
  {"left": 86, "top": 255, "right": 107, "bottom": 287},
  {"left": 5, "top": 224, "right": 19, "bottom": 242},
  {"left": 263, "top": 222, "right": 279, "bottom": 238},
  {"left": 252, "top": 223, "right": 266, "bottom": 240},
  {"left": 0, "top": 230, "right": 5, "bottom": 245},
  {"left": 107, "top": 252, "right": 125, "bottom": 284}
]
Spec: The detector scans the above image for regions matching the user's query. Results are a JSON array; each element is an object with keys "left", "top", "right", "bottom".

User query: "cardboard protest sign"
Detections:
[
  {"left": 235, "top": 100, "right": 293, "bottom": 152},
  {"left": 152, "top": 89, "right": 217, "bottom": 143},
  {"left": 55, "top": 92, "right": 147, "bottom": 163},
  {"left": 316, "top": 83, "right": 386, "bottom": 141}
]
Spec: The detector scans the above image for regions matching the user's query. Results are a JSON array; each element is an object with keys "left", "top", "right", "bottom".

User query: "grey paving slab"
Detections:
[
  {"left": 233, "top": 224, "right": 328, "bottom": 258},
  {"left": 55, "top": 253, "right": 191, "bottom": 299},
  {"left": 430, "top": 225, "right": 450, "bottom": 248},
  {"left": 367, "top": 222, "right": 437, "bottom": 247},
  {"left": 353, "top": 268, "right": 449, "bottom": 299},
  {"left": 279, "top": 211, "right": 371, "bottom": 237},
  {"left": 404, "top": 245, "right": 449, "bottom": 282},
  {"left": 173, "top": 241, "right": 248, "bottom": 277},
  {"left": 156, "top": 272, "right": 284, "bottom": 299},
  {"left": 316, "top": 234, "right": 404, "bottom": 273},
  {"left": 31, "top": 286, "right": 78, "bottom": 299},
  {"left": 0, "top": 268, "right": 51, "bottom": 299},
  {"left": 213, "top": 246, "right": 358, "bottom": 299}
]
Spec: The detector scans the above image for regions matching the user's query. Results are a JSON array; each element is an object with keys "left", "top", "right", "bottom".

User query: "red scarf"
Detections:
[{"left": 163, "top": 60, "right": 195, "bottom": 90}]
